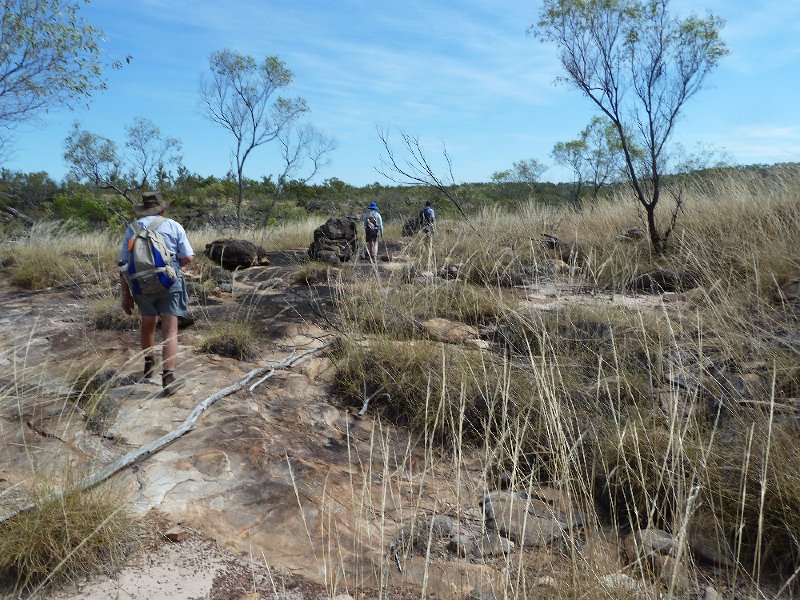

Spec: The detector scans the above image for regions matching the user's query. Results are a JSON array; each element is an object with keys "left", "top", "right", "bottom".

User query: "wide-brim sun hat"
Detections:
[
  {"left": 368, "top": 202, "right": 379, "bottom": 211},
  {"left": 135, "top": 191, "right": 171, "bottom": 216}
]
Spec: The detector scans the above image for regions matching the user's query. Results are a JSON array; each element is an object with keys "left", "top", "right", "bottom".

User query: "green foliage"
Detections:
[
  {"left": 536, "top": 0, "right": 728, "bottom": 248},
  {"left": 51, "top": 190, "right": 128, "bottom": 230},
  {"left": 63, "top": 118, "right": 182, "bottom": 202},
  {"left": 0, "top": 0, "right": 106, "bottom": 137},
  {"left": 201, "top": 48, "right": 309, "bottom": 227}
]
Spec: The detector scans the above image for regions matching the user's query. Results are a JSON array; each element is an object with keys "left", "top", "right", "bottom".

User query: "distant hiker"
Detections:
[
  {"left": 420, "top": 200, "right": 436, "bottom": 234},
  {"left": 363, "top": 201, "right": 383, "bottom": 260},
  {"left": 119, "top": 191, "right": 194, "bottom": 396}
]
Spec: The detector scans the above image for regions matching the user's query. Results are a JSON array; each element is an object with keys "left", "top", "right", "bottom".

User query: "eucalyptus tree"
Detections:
[
  {"left": 200, "top": 50, "right": 308, "bottom": 228},
  {"left": 64, "top": 118, "right": 182, "bottom": 203},
  {"left": 536, "top": 0, "right": 727, "bottom": 249},
  {"left": 0, "top": 0, "right": 107, "bottom": 150}
]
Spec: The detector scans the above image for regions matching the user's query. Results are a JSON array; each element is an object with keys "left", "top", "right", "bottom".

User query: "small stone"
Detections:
[
  {"left": 465, "top": 338, "right": 490, "bottom": 350},
  {"left": 466, "top": 589, "right": 495, "bottom": 600},
  {"left": 704, "top": 586, "right": 723, "bottom": 600},
  {"left": 599, "top": 573, "right": 642, "bottom": 592},
  {"left": 163, "top": 525, "right": 188, "bottom": 542},
  {"left": 449, "top": 533, "right": 474, "bottom": 557},
  {"left": 533, "top": 576, "right": 557, "bottom": 590},
  {"left": 430, "top": 514, "right": 456, "bottom": 537},
  {"left": 653, "top": 554, "right": 689, "bottom": 593}
]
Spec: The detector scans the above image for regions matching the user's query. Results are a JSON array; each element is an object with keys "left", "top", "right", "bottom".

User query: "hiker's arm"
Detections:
[
  {"left": 119, "top": 273, "right": 134, "bottom": 315},
  {"left": 179, "top": 256, "right": 193, "bottom": 268}
]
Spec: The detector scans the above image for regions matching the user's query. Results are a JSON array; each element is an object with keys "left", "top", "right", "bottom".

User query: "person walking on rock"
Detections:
[
  {"left": 119, "top": 191, "right": 194, "bottom": 395},
  {"left": 363, "top": 201, "right": 383, "bottom": 261}
]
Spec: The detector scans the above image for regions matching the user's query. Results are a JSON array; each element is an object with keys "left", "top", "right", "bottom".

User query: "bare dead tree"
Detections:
[{"left": 376, "top": 126, "right": 470, "bottom": 221}]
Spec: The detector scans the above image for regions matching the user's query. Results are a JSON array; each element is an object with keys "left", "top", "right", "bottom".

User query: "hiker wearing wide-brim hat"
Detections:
[
  {"left": 119, "top": 190, "right": 194, "bottom": 396},
  {"left": 363, "top": 201, "right": 383, "bottom": 261},
  {"left": 134, "top": 190, "right": 172, "bottom": 216}
]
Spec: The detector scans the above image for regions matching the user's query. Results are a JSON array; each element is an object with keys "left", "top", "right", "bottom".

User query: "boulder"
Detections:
[
  {"left": 620, "top": 227, "right": 647, "bottom": 241},
  {"left": 775, "top": 276, "right": 800, "bottom": 305},
  {"left": 204, "top": 239, "right": 270, "bottom": 271},
  {"left": 629, "top": 269, "right": 699, "bottom": 294},
  {"left": 481, "top": 490, "right": 577, "bottom": 548},
  {"left": 402, "top": 212, "right": 424, "bottom": 236},
  {"left": 308, "top": 217, "right": 358, "bottom": 263},
  {"left": 420, "top": 318, "right": 480, "bottom": 345},
  {"left": 539, "top": 233, "right": 582, "bottom": 263}
]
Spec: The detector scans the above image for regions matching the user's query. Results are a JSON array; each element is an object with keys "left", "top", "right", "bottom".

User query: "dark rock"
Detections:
[
  {"left": 204, "top": 239, "right": 270, "bottom": 271},
  {"left": 620, "top": 227, "right": 646, "bottom": 241},
  {"left": 539, "top": 233, "right": 582, "bottom": 263},
  {"left": 402, "top": 212, "right": 424, "bottom": 236},
  {"left": 208, "top": 266, "right": 233, "bottom": 285},
  {"left": 308, "top": 217, "right": 358, "bottom": 263},
  {"left": 448, "top": 534, "right": 474, "bottom": 557},
  {"left": 440, "top": 263, "right": 462, "bottom": 280},
  {"left": 629, "top": 269, "right": 699, "bottom": 294}
]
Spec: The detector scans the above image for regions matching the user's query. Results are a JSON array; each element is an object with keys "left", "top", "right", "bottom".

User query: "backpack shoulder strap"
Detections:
[
  {"left": 145, "top": 216, "right": 166, "bottom": 232},
  {"left": 129, "top": 220, "right": 144, "bottom": 236}
]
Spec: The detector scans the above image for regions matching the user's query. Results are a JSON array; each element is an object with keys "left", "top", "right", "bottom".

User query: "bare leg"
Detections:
[
  {"left": 141, "top": 316, "right": 158, "bottom": 353},
  {"left": 160, "top": 315, "right": 179, "bottom": 371}
]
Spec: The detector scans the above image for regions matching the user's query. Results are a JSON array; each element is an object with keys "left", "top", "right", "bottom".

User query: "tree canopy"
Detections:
[
  {"left": 536, "top": 0, "right": 727, "bottom": 249},
  {"left": 0, "top": 0, "right": 106, "bottom": 147},
  {"left": 200, "top": 49, "right": 308, "bottom": 228}
]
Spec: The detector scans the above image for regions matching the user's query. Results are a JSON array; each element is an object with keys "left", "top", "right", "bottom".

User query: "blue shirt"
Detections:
[{"left": 119, "top": 216, "right": 194, "bottom": 269}]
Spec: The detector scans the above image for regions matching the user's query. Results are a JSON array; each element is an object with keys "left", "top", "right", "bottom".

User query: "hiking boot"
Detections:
[
  {"left": 162, "top": 370, "right": 184, "bottom": 396},
  {"left": 141, "top": 355, "right": 156, "bottom": 382}
]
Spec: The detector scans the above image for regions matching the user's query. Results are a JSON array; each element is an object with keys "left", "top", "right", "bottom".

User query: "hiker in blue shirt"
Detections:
[
  {"left": 421, "top": 200, "right": 435, "bottom": 234},
  {"left": 119, "top": 191, "right": 194, "bottom": 395},
  {"left": 363, "top": 201, "right": 383, "bottom": 261}
]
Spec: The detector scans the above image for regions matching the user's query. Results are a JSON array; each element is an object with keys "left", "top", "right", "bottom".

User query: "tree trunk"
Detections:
[
  {"left": 236, "top": 169, "right": 244, "bottom": 230},
  {"left": 645, "top": 202, "right": 662, "bottom": 251}
]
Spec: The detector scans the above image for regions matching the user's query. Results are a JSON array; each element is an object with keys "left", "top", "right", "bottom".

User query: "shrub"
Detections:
[
  {"left": 89, "top": 295, "right": 139, "bottom": 330},
  {"left": 0, "top": 484, "right": 136, "bottom": 592},
  {"left": 198, "top": 320, "right": 258, "bottom": 360}
]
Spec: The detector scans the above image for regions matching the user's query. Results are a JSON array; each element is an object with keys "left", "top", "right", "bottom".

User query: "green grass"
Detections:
[
  {"left": 0, "top": 483, "right": 136, "bottom": 592},
  {"left": 198, "top": 319, "right": 259, "bottom": 361}
]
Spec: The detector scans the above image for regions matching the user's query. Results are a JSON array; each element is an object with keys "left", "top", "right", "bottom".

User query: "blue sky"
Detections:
[{"left": 4, "top": 0, "right": 800, "bottom": 185}]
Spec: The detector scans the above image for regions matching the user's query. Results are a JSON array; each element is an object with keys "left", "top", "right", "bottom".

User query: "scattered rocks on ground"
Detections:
[
  {"left": 205, "top": 239, "right": 270, "bottom": 270},
  {"left": 307, "top": 217, "right": 357, "bottom": 263}
]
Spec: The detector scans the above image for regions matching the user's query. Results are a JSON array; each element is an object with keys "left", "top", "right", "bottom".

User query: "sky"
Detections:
[{"left": 3, "top": 0, "right": 800, "bottom": 186}]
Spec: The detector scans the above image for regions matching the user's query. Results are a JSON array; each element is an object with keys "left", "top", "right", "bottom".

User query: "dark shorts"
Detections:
[
  {"left": 365, "top": 228, "right": 379, "bottom": 241},
  {"left": 133, "top": 277, "right": 188, "bottom": 317}
]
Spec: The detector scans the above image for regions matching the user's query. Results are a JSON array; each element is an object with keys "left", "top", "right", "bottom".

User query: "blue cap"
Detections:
[{"left": 368, "top": 202, "right": 379, "bottom": 211}]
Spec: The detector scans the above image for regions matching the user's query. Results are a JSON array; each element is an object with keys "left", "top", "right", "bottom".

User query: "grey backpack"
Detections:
[{"left": 124, "top": 217, "right": 178, "bottom": 295}]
